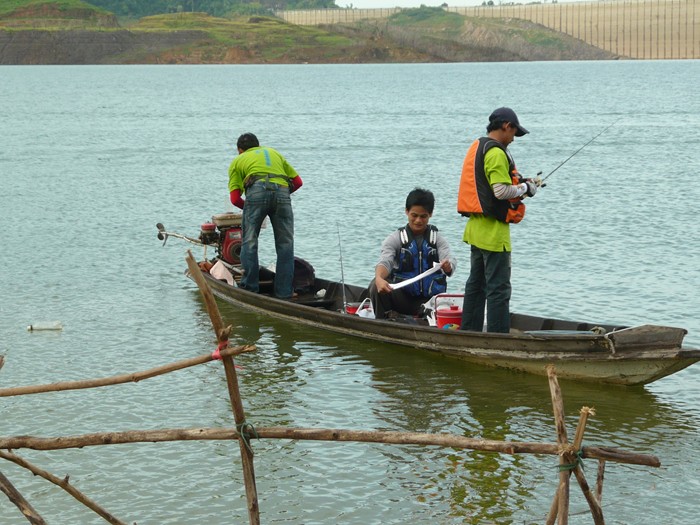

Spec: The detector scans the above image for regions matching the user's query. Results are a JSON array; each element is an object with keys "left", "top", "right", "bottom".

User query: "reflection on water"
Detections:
[
  {"left": 210, "top": 296, "right": 699, "bottom": 524},
  {"left": 2, "top": 61, "right": 699, "bottom": 524}
]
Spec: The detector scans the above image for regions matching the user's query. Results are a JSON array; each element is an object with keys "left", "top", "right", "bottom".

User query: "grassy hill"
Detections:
[
  {"left": 0, "top": 2, "right": 616, "bottom": 64},
  {"left": 346, "top": 6, "right": 614, "bottom": 62},
  {"left": 0, "top": 0, "right": 117, "bottom": 27},
  {"left": 125, "top": 13, "right": 422, "bottom": 64}
]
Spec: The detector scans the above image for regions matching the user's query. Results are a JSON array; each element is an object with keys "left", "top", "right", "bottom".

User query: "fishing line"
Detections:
[{"left": 540, "top": 117, "right": 622, "bottom": 184}]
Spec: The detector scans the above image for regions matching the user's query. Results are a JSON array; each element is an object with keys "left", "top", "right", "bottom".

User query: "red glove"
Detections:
[{"left": 229, "top": 189, "right": 245, "bottom": 209}]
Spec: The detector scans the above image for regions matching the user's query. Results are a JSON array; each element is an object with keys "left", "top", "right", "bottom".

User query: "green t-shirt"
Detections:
[
  {"left": 228, "top": 146, "right": 299, "bottom": 193},
  {"left": 463, "top": 146, "right": 513, "bottom": 252}
]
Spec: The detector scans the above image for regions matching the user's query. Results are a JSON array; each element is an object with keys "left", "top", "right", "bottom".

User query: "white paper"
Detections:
[{"left": 389, "top": 262, "right": 442, "bottom": 290}]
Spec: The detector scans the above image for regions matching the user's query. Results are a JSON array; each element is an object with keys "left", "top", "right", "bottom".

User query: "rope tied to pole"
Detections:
[
  {"left": 558, "top": 450, "right": 585, "bottom": 472},
  {"left": 237, "top": 421, "right": 259, "bottom": 455},
  {"left": 212, "top": 340, "right": 228, "bottom": 360}
]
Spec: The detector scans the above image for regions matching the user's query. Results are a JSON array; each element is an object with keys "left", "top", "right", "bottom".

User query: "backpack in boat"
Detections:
[{"left": 293, "top": 257, "right": 315, "bottom": 294}]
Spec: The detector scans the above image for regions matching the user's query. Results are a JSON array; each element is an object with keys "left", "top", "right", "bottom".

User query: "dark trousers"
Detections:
[
  {"left": 368, "top": 278, "right": 426, "bottom": 319},
  {"left": 460, "top": 246, "right": 512, "bottom": 333}
]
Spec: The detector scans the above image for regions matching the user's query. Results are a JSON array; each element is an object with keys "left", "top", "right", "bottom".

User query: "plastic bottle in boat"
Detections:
[{"left": 27, "top": 321, "right": 63, "bottom": 331}]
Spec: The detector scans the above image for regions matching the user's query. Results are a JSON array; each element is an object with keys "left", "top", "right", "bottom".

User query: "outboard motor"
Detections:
[
  {"left": 199, "top": 222, "right": 218, "bottom": 245},
  {"left": 210, "top": 213, "right": 243, "bottom": 265}
]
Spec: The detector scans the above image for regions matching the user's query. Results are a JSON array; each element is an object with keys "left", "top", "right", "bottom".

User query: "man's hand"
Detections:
[
  {"left": 440, "top": 260, "right": 452, "bottom": 275},
  {"left": 524, "top": 180, "right": 538, "bottom": 197},
  {"left": 375, "top": 276, "right": 393, "bottom": 294}
]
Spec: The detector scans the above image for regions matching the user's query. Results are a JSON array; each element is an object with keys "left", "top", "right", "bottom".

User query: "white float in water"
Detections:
[{"left": 27, "top": 321, "right": 63, "bottom": 331}]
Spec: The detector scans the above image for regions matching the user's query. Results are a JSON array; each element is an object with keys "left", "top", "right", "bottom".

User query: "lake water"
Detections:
[{"left": 1, "top": 61, "right": 699, "bottom": 524}]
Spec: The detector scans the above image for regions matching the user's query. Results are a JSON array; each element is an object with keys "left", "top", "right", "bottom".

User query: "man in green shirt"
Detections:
[
  {"left": 228, "top": 133, "right": 303, "bottom": 299},
  {"left": 456, "top": 108, "right": 538, "bottom": 333}
]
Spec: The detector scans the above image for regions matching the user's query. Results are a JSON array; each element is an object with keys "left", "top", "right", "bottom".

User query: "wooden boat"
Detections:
[
  {"left": 157, "top": 218, "right": 699, "bottom": 386},
  {"left": 190, "top": 260, "right": 699, "bottom": 386}
]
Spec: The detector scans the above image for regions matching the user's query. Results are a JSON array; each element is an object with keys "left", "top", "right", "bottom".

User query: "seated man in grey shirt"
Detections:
[{"left": 369, "top": 188, "right": 456, "bottom": 320}]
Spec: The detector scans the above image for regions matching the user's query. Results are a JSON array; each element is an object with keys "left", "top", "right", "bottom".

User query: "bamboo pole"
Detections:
[
  {"left": 572, "top": 407, "right": 593, "bottom": 449},
  {"left": 0, "top": 451, "right": 128, "bottom": 525},
  {"left": 0, "top": 426, "right": 661, "bottom": 467},
  {"left": 596, "top": 460, "right": 606, "bottom": 502},
  {"left": 0, "top": 345, "right": 255, "bottom": 398},
  {"left": 569, "top": 409, "right": 604, "bottom": 525},
  {"left": 546, "top": 365, "right": 570, "bottom": 525},
  {"left": 572, "top": 464, "right": 604, "bottom": 524},
  {"left": 185, "top": 250, "right": 260, "bottom": 525},
  {"left": 0, "top": 470, "right": 46, "bottom": 524},
  {"left": 548, "top": 407, "right": 605, "bottom": 523}
]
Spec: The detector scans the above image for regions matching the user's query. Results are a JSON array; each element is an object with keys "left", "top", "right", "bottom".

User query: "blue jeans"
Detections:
[
  {"left": 239, "top": 181, "right": 294, "bottom": 299},
  {"left": 460, "top": 245, "right": 512, "bottom": 333}
]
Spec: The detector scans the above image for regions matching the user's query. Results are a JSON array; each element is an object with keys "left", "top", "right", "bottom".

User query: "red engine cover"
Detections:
[{"left": 221, "top": 227, "right": 243, "bottom": 265}]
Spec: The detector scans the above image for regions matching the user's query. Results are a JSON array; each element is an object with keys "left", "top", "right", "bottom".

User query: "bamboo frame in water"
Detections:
[{"left": 0, "top": 252, "right": 660, "bottom": 524}]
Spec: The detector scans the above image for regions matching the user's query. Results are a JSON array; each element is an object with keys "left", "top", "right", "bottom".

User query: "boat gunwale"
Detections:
[
  {"left": 195, "top": 271, "right": 693, "bottom": 353},
  {"left": 186, "top": 269, "right": 700, "bottom": 385}
]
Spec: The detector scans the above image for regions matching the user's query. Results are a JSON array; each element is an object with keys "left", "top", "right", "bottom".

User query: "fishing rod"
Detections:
[
  {"left": 540, "top": 117, "right": 622, "bottom": 184},
  {"left": 336, "top": 222, "right": 349, "bottom": 313}
]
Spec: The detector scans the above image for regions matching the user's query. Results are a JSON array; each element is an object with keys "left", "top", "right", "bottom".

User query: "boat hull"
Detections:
[{"left": 195, "top": 271, "right": 699, "bottom": 386}]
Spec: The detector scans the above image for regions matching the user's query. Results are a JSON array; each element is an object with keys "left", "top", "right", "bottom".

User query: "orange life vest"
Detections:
[{"left": 457, "top": 137, "right": 526, "bottom": 224}]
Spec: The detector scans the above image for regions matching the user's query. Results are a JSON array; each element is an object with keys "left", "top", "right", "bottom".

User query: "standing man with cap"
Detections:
[
  {"left": 228, "top": 132, "right": 303, "bottom": 300},
  {"left": 456, "top": 107, "right": 539, "bottom": 333}
]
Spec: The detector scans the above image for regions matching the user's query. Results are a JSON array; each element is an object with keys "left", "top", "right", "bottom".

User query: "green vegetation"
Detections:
[
  {"left": 350, "top": 6, "right": 607, "bottom": 62},
  {"left": 0, "top": 2, "right": 613, "bottom": 64},
  {"left": 0, "top": 0, "right": 107, "bottom": 16},
  {"left": 126, "top": 13, "right": 357, "bottom": 63},
  {"left": 390, "top": 6, "right": 463, "bottom": 29},
  {"left": 386, "top": 6, "right": 467, "bottom": 42}
]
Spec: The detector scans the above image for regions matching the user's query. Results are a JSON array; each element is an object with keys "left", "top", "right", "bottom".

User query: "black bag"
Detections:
[{"left": 293, "top": 257, "right": 315, "bottom": 294}]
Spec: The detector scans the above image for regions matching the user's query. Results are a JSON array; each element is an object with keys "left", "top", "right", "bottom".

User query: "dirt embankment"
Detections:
[
  {"left": 0, "top": 28, "right": 445, "bottom": 65},
  {"left": 0, "top": 30, "right": 210, "bottom": 64}
]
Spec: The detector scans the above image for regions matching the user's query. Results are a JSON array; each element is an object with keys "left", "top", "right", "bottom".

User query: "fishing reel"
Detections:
[{"left": 534, "top": 171, "right": 545, "bottom": 188}]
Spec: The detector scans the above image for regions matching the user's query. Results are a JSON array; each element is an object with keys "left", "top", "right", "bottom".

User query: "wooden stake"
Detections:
[
  {"left": 0, "top": 452, "right": 128, "bottom": 525},
  {"left": 572, "top": 465, "right": 604, "bottom": 524},
  {"left": 185, "top": 251, "right": 260, "bottom": 525},
  {"left": 546, "top": 380, "right": 609, "bottom": 525},
  {"left": 0, "top": 470, "right": 47, "bottom": 524},
  {"left": 546, "top": 365, "right": 570, "bottom": 525},
  {"left": 568, "top": 408, "right": 604, "bottom": 525},
  {"left": 550, "top": 408, "right": 604, "bottom": 522},
  {"left": 596, "top": 460, "right": 607, "bottom": 503}
]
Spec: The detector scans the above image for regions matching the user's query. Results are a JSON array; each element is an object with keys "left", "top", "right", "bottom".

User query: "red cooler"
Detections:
[{"left": 434, "top": 294, "right": 464, "bottom": 328}]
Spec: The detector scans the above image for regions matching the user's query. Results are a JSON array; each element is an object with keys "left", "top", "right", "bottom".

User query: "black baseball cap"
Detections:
[
  {"left": 237, "top": 132, "right": 259, "bottom": 150},
  {"left": 489, "top": 107, "right": 529, "bottom": 137}
]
